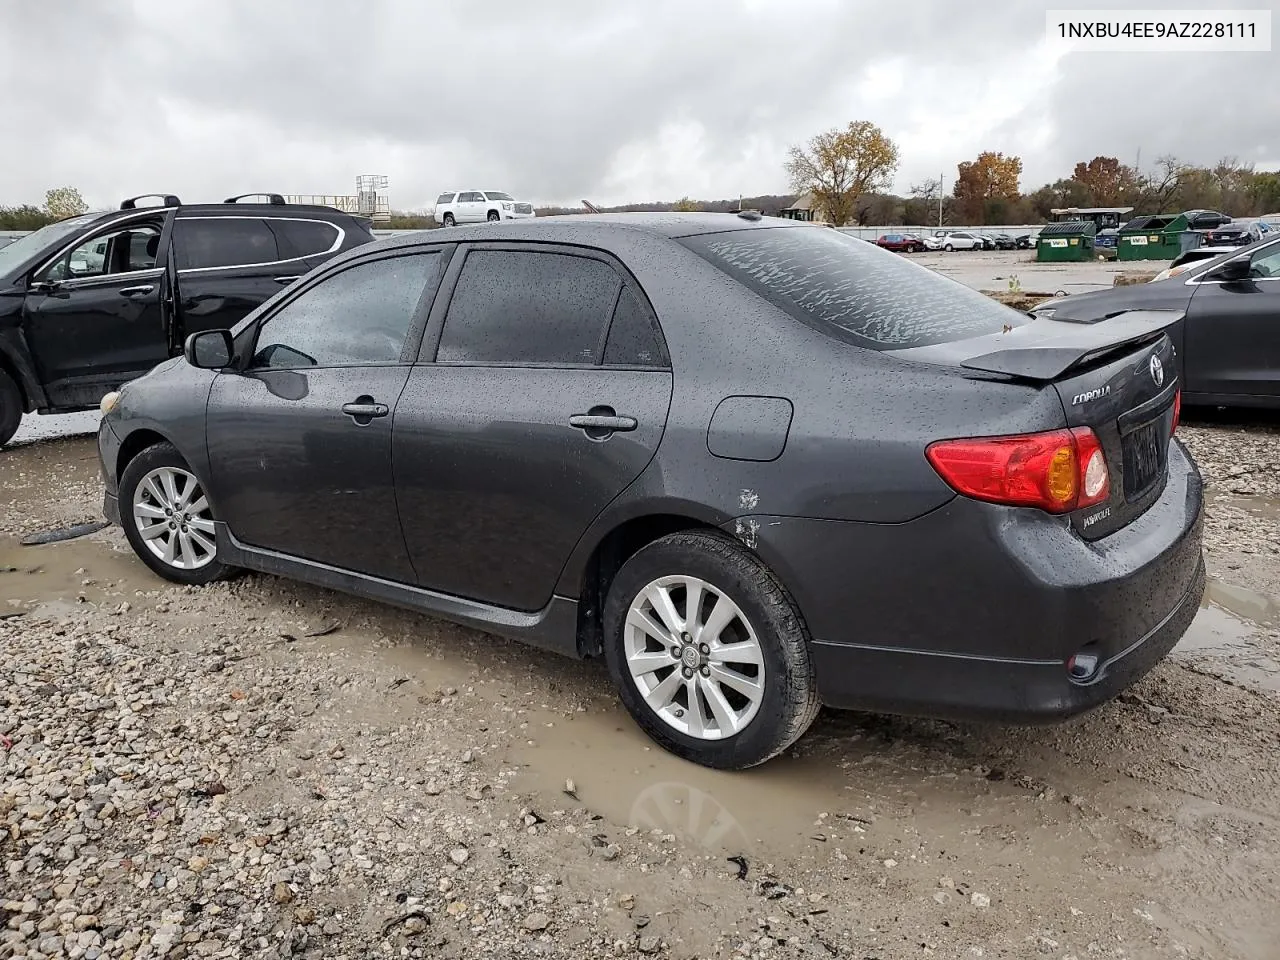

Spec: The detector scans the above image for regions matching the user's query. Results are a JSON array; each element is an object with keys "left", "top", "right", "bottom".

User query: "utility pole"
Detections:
[{"left": 938, "top": 172, "right": 944, "bottom": 229}]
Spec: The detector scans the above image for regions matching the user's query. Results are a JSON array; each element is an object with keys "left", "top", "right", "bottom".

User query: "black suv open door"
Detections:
[{"left": 22, "top": 209, "right": 176, "bottom": 410}]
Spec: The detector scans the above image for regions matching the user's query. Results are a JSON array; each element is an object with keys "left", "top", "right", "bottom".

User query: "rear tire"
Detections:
[
  {"left": 442, "top": 213, "right": 455, "bottom": 227},
  {"left": 0, "top": 369, "right": 20, "bottom": 447},
  {"left": 119, "top": 442, "right": 234, "bottom": 586},
  {"left": 602, "top": 531, "right": 821, "bottom": 770}
]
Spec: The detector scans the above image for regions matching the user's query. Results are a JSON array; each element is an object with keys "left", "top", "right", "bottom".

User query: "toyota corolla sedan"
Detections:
[{"left": 96, "top": 213, "right": 1205, "bottom": 770}]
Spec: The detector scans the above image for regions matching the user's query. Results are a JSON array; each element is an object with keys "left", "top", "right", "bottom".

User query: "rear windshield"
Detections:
[{"left": 679, "top": 226, "right": 1029, "bottom": 350}]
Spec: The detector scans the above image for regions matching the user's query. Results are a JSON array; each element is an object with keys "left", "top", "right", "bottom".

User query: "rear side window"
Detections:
[
  {"left": 459, "top": 192, "right": 485, "bottom": 203},
  {"left": 269, "top": 219, "right": 339, "bottom": 260},
  {"left": 680, "top": 227, "right": 1028, "bottom": 350},
  {"left": 251, "top": 253, "right": 438, "bottom": 369},
  {"left": 435, "top": 249, "right": 622, "bottom": 365},
  {"left": 174, "top": 218, "right": 279, "bottom": 270},
  {"left": 436, "top": 193, "right": 456, "bottom": 204},
  {"left": 604, "top": 285, "right": 668, "bottom": 367}
]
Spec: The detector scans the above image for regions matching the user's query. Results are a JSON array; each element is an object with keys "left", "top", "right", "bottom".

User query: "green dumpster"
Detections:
[
  {"left": 1117, "top": 213, "right": 1190, "bottom": 261},
  {"left": 1035, "top": 220, "right": 1097, "bottom": 262}
]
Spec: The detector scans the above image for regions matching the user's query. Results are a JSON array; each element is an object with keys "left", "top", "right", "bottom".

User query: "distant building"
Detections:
[{"left": 779, "top": 192, "right": 817, "bottom": 222}]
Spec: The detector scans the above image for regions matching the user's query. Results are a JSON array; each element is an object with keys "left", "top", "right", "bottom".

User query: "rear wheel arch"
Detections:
[{"left": 572, "top": 512, "right": 722, "bottom": 658}]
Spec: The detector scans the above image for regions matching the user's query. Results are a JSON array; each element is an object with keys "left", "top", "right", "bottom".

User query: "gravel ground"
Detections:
[{"left": 3, "top": 420, "right": 1280, "bottom": 960}]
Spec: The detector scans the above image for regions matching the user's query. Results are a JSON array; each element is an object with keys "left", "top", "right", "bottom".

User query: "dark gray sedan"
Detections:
[
  {"left": 1032, "top": 233, "right": 1280, "bottom": 408},
  {"left": 96, "top": 213, "right": 1205, "bottom": 769}
]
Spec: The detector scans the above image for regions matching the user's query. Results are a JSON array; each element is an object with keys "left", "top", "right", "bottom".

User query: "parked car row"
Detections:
[{"left": 874, "top": 231, "right": 1039, "bottom": 253}]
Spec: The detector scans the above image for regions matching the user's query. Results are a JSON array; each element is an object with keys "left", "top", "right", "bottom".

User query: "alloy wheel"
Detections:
[
  {"left": 624, "top": 575, "right": 766, "bottom": 740},
  {"left": 131, "top": 466, "right": 216, "bottom": 570}
]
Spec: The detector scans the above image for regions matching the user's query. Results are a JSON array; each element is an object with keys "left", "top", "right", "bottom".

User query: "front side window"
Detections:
[
  {"left": 41, "top": 222, "right": 162, "bottom": 282},
  {"left": 173, "top": 218, "right": 279, "bottom": 270},
  {"left": 459, "top": 192, "right": 485, "bottom": 203},
  {"left": 435, "top": 249, "right": 622, "bottom": 365},
  {"left": 680, "top": 226, "right": 1029, "bottom": 351},
  {"left": 250, "top": 253, "right": 438, "bottom": 369}
]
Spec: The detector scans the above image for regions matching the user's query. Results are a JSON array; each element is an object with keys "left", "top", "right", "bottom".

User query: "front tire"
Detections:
[
  {"left": 119, "top": 442, "right": 233, "bottom": 585},
  {"left": 0, "top": 369, "right": 20, "bottom": 447},
  {"left": 944, "top": 243, "right": 954, "bottom": 252},
  {"left": 602, "top": 531, "right": 820, "bottom": 770},
  {"left": 487, "top": 210, "right": 500, "bottom": 222}
]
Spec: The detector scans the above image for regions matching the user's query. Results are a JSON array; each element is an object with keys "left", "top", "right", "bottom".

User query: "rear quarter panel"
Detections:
[{"left": 553, "top": 234, "right": 1068, "bottom": 593}]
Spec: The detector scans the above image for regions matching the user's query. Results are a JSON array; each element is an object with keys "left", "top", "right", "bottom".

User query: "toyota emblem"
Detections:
[{"left": 1149, "top": 354, "right": 1164, "bottom": 387}]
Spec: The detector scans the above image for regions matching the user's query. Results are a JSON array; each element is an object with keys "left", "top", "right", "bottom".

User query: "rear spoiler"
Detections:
[{"left": 958, "top": 309, "right": 1185, "bottom": 382}]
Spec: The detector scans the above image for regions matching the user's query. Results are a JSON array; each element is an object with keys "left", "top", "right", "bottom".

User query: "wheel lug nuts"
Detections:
[
  {"left": 700, "top": 666, "right": 710, "bottom": 677},
  {"left": 699, "top": 643, "right": 709, "bottom": 655},
  {"left": 670, "top": 647, "right": 681, "bottom": 659},
  {"left": 682, "top": 667, "right": 693, "bottom": 679},
  {"left": 681, "top": 632, "right": 691, "bottom": 642}
]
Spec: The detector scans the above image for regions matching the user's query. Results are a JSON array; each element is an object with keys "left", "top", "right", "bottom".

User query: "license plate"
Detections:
[{"left": 1122, "top": 420, "right": 1165, "bottom": 499}]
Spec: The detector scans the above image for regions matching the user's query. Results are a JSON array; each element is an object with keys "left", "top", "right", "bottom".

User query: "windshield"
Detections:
[
  {"left": 0, "top": 215, "right": 98, "bottom": 275},
  {"left": 484, "top": 192, "right": 514, "bottom": 201},
  {"left": 680, "top": 225, "right": 1029, "bottom": 351}
]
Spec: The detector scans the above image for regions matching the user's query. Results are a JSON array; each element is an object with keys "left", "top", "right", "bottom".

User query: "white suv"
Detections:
[{"left": 435, "top": 190, "right": 535, "bottom": 226}]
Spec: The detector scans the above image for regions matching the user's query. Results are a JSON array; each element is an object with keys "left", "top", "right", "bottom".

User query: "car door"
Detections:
[
  {"left": 457, "top": 191, "right": 486, "bottom": 223},
  {"left": 1183, "top": 241, "right": 1280, "bottom": 399},
  {"left": 203, "top": 248, "right": 447, "bottom": 580},
  {"left": 21, "top": 212, "right": 173, "bottom": 408},
  {"left": 170, "top": 215, "right": 316, "bottom": 341},
  {"left": 393, "top": 242, "right": 674, "bottom": 611}
]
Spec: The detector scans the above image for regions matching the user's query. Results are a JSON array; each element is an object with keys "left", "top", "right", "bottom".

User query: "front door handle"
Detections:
[
  {"left": 274, "top": 276, "right": 301, "bottom": 285},
  {"left": 119, "top": 285, "right": 155, "bottom": 297}
]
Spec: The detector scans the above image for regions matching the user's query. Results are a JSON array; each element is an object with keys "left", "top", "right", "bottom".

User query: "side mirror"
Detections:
[
  {"left": 184, "top": 329, "right": 234, "bottom": 369},
  {"left": 29, "top": 278, "right": 61, "bottom": 294},
  {"left": 1208, "top": 253, "right": 1252, "bottom": 282}
]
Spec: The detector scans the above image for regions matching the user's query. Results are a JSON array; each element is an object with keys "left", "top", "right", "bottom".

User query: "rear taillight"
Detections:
[
  {"left": 1171, "top": 389, "right": 1181, "bottom": 435},
  {"left": 926, "top": 427, "right": 1110, "bottom": 514}
]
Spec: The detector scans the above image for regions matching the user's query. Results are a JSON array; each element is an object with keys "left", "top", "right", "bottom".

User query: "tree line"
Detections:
[{"left": 783, "top": 120, "right": 1280, "bottom": 227}]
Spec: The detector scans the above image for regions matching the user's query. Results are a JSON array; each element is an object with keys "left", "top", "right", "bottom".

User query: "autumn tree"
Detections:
[
  {"left": 1069, "top": 156, "right": 1140, "bottom": 206},
  {"left": 952, "top": 152, "right": 1022, "bottom": 224},
  {"left": 43, "top": 186, "right": 88, "bottom": 220},
  {"left": 785, "top": 121, "right": 899, "bottom": 226},
  {"left": 671, "top": 196, "right": 701, "bottom": 212}
]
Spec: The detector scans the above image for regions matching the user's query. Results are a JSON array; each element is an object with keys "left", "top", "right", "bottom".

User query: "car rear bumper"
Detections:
[{"left": 724, "top": 438, "right": 1205, "bottom": 723}]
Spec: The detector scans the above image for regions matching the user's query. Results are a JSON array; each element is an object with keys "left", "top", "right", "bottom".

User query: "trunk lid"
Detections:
[{"left": 893, "top": 309, "right": 1183, "bottom": 539}]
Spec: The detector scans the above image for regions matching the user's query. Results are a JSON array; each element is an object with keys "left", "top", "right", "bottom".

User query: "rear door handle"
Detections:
[
  {"left": 274, "top": 276, "right": 301, "bottom": 285},
  {"left": 119, "top": 285, "right": 155, "bottom": 297}
]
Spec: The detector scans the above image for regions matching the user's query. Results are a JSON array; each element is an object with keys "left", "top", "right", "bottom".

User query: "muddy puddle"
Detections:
[
  {"left": 1171, "top": 576, "right": 1280, "bottom": 694},
  {"left": 0, "top": 530, "right": 159, "bottom": 618}
]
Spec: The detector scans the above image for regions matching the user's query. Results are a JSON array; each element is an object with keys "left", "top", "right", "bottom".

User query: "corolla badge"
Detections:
[{"left": 1149, "top": 354, "right": 1165, "bottom": 387}]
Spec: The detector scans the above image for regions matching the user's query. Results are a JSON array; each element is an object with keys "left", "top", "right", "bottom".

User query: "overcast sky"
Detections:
[{"left": 1, "top": 0, "right": 1275, "bottom": 211}]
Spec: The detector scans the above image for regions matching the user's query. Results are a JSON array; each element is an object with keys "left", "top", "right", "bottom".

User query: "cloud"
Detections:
[{"left": 0, "top": 0, "right": 1274, "bottom": 210}]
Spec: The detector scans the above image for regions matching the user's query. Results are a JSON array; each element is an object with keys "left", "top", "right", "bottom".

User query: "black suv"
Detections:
[{"left": 0, "top": 193, "right": 375, "bottom": 445}]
